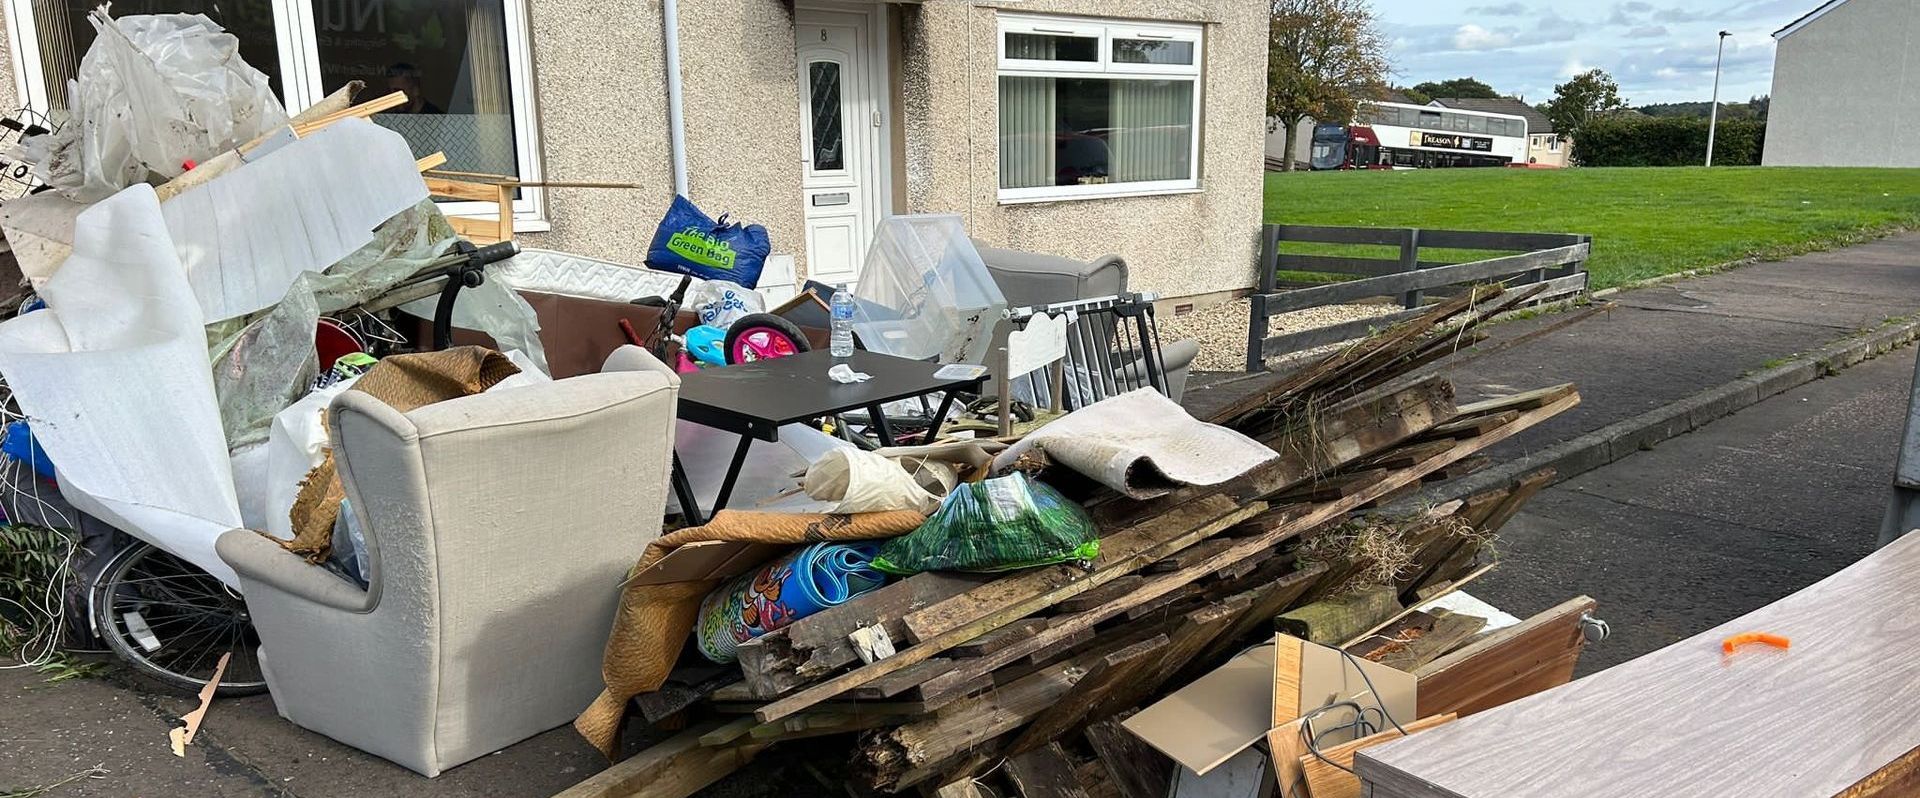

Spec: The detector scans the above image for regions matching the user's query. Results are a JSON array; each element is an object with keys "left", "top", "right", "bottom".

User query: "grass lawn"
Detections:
[{"left": 1263, "top": 167, "right": 1920, "bottom": 290}]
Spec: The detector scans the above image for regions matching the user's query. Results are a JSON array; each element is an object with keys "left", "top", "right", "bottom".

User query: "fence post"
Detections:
[
  {"left": 1399, "top": 228, "right": 1423, "bottom": 309},
  {"left": 1246, "top": 225, "right": 1281, "bottom": 372},
  {"left": 1558, "top": 234, "right": 1592, "bottom": 279}
]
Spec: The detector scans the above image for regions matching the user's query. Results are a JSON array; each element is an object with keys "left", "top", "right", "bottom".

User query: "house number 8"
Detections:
[{"left": 821, "top": 29, "right": 829, "bottom": 41}]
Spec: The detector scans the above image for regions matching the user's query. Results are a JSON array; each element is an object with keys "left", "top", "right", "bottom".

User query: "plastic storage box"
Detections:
[{"left": 850, "top": 215, "right": 1008, "bottom": 364}]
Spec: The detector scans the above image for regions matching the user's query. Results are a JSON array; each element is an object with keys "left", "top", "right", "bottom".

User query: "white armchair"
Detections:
[{"left": 216, "top": 347, "right": 678, "bottom": 777}]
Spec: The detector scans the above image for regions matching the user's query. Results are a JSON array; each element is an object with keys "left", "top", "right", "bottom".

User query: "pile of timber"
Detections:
[{"left": 560, "top": 284, "right": 1598, "bottom": 798}]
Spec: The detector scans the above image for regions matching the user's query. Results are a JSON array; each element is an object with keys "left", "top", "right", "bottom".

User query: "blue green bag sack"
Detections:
[{"left": 645, "top": 194, "right": 771, "bottom": 289}]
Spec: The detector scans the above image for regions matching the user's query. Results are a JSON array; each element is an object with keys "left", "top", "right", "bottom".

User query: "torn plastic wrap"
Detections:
[
  {"left": 209, "top": 200, "right": 459, "bottom": 448},
  {"left": 21, "top": 10, "right": 288, "bottom": 202}
]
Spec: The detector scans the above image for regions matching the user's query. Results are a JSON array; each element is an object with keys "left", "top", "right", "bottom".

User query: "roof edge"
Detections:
[{"left": 1775, "top": 0, "right": 1850, "bottom": 39}]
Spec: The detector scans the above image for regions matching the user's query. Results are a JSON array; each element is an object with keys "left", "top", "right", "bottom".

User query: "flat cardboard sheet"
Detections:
[
  {"left": 1124, "top": 644, "right": 1276, "bottom": 775},
  {"left": 160, "top": 118, "right": 428, "bottom": 321},
  {"left": 0, "top": 186, "right": 243, "bottom": 583}
]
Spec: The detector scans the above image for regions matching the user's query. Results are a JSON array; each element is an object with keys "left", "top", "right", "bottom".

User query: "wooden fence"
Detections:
[{"left": 1244, "top": 225, "right": 1591, "bottom": 371}]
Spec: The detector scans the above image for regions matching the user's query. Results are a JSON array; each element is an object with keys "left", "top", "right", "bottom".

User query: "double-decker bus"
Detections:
[{"left": 1310, "top": 101, "right": 1529, "bottom": 170}]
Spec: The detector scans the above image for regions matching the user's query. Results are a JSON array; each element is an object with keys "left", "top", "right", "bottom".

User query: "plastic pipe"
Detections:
[{"left": 663, "top": 0, "right": 689, "bottom": 195}]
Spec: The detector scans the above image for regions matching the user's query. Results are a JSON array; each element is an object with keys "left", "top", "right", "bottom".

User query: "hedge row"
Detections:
[{"left": 1575, "top": 116, "right": 1767, "bottom": 167}]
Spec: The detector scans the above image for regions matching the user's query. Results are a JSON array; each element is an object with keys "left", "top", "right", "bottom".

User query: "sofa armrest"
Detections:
[
  {"left": 217, "top": 529, "right": 373, "bottom": 613},
  {"left": 600, "top": 344, "right": 680, "bottom": 386}
]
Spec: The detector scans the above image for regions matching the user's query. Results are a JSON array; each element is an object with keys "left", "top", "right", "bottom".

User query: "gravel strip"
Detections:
[{"left": 1159, "top": 299, "right": 1403, "bottom": 372}]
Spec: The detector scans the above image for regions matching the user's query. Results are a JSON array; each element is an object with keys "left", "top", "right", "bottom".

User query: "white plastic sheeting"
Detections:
[
  {"left": 22, "top": 11, "right": 287, "bottom": 202},
  {"left": 161, "top": 119, "right": 429, "bottom": 322},
  {"left": 0, "top": 186, "right": 243, "bottom": 584}
]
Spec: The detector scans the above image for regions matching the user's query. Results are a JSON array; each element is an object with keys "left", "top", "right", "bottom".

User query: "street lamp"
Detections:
[{"left": 1706, "top": 30, "right": 1731, "bottom": 167}]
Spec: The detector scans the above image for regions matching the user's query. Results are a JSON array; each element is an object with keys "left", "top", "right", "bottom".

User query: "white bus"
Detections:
[{"left": 1311, "top": 101, "right": 1530, "bottom": 170}]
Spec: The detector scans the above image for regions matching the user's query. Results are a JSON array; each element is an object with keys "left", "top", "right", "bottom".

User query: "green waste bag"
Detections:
[{"left": 872, "top": 473, "right": 1099, "bottom": 575}]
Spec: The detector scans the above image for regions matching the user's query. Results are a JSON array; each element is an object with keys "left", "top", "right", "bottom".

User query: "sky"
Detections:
[{"left": 1372, "top": 0, "right": 1829, "bottom": 106}]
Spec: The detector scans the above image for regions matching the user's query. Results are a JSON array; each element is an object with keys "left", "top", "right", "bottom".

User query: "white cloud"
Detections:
[
  {"left": 1628, "top": 25, "right": 1670, "bottom": 39},
  {"left": 1452, "top": 24, "right": 1516, "bottom": 51},
  {"left": 1465, "top": 2, "right": 1527, "bottom": 15}
]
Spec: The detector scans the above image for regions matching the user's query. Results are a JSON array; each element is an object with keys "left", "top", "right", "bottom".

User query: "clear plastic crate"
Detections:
[{"left": 850, "top": 215, "right": 1007, "bottom": 364}]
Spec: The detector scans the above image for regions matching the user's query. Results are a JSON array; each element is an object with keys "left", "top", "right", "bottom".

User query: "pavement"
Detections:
[
  {"left": 8, "top": 233, "right": 1920, "bottom": 796},
  {"left": 1472, "top": 341, "right": 1912, "bottom": 674}
]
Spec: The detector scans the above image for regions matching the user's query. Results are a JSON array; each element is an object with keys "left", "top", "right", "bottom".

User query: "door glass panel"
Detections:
[
  {"left": 26, "top": 0, "right": 283, "bottom": 115},
  {"left": 1112, "top": 38, "right": 1194, "bottom": 65},
  {"left": 808, "top": 60, "right": 845, "bottom": 171},
  {"left": 309, "top": 0, "right": 521, "bottom": 179},
  {"left": 1005, "top": 32, "right": 1097, "bottom": 61}
]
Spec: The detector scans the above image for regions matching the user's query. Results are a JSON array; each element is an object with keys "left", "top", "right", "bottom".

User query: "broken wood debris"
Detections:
[{"left": 568, "top": 286, "right": 1601, "bottom": 798}]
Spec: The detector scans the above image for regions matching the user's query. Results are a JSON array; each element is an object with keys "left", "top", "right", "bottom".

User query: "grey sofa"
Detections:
[
  {"left": 973, "top": 241, "right": 1200, "bottom": 401},
  {"left": 216, "top": 347, "right": 679, "bottom": 777}
]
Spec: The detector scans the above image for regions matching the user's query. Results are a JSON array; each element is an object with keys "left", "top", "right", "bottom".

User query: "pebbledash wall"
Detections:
[{"left": 0, "top": 0, "right": 1267, "bottom": 304}]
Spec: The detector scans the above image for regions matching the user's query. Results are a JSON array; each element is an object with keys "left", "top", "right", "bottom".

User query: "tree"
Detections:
[
  {"left": 1396, "top": 85, "right": 1432, "bottom": 105},
  {"left": 1544, "top": 69, "right": 1627, "bottom": 141},
  {"left": 1267, "top": 0, "right": 1391, "bottom": 171},
  {"left": 1412, "top": 77, "right": 1499, "bottom": 100}
]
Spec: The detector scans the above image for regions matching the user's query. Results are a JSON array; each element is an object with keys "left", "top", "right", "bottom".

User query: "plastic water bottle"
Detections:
[{"left": 830, "top": 284, "right": 856, "bottom": 358}]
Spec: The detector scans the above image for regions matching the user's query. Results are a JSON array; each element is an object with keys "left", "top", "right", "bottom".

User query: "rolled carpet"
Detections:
[{"left": 695, "top": 542, "right": 887, "bottom": 663}]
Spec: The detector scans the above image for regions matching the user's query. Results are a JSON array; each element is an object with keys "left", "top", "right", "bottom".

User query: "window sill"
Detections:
[
  {"left": 446, "top": 213, "right": 552, "bottom": 234},
  {"left": 997, "top": 185, "right": 1204, "bottom": 206}
]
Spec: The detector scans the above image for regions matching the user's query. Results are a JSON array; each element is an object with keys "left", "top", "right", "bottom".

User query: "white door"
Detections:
[{"left": 796, "top": 8, "right": 888, "bottom": 288}]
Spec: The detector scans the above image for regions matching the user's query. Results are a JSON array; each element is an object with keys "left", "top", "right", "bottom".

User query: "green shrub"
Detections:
[{"left": 1576, "top": 116, "right": 1766, "bottom": 167}]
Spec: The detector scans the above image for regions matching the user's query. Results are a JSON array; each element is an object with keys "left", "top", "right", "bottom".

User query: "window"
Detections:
[
  {"left": 997, "top": 15, "right": 1202, "bottom": 202},
  {"left": 1549, "top": 137, "right": 1562, "bottom": 152},
  {"left": 7, "top": 0, "right": 545, "bottom": 222},
  {"left": 1467, "top": 116, "right": 1487, "bottom": 134}
]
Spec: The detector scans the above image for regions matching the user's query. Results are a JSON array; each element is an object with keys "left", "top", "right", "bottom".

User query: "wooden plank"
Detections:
[
  {"left": 1257, "top": 244, "right": 1589, "bottom": 317},
  {"left": 1215, "top": 292, "right": 1483, "bottom": 429},
  {"left": 1006, "top": 743, "right": 1092, "bottom": 798},
  {"left": 424, "top": 176, "right": 504, "bottom": 203},
  {"left": 913, "top": 390, "right": 1577, "bottom": 707},
  {"left": 1455, "top": 384, "right": 1580, "bottom": 416},
  {"left": 1298, "top": 714, "right": 1457, "bottom": 798},
  {"left": 1146, "top": 538, "right": 1244, "bottom": 574},
  {"left": 1415, "top": 228, "right": 1585, "bottom": 251},
  {"left": 950, "top": 618, "right": 1051, "bottom": 657},
  {"left": 901, "top": 495, "right": 1253, "bottom": 644},
  {"left": 1187, "top": 563, "right": 1329, "bottom": 676},
  {"left": 1275, "top": 586, "right": 1402, "bottom": 645},
  {"left": 1355, "top": 610, "right": 1487, "bottom": 672},
  {"left": 1412, "top": 595, "right": 1594, "bottom": 718},
  {"left": 290, "top": 90, "right": 408, "bottom": 136},
  {"left": 1275, "top": 224, "right": 1412, "bottom": 246},
  {"left": 736, "top": 570, "right": 992, "bottom": 696},
  {"left": 1086, "top": 717, "right": 1176, "bottom": 798},
  {"left": 1275, "top": 253, "right": 1408, "bottom": 278},
  {"left": 1006, "top": 634, "right": 1171, "bottom": 756},
  {"left": 1055, "top": 575, "right": 1150, "bottom": 612},
  {"left": 1080, "top": 597, "right": 1253, "bottom": 726},
  {"left": 1840, "top": 744, "right": 1920, "bottom": 797},
  {"left": 852, "top": 653, "right": 1102, "bottom": 792},
  {"left": 552, "top": 722, "right": 764, "bottom": 798},
  {"left": 1416, "top": 410, "right": 1521, "bottom": 441},
  {"left": 414, "top": 152, "right": 447, "bottom": 172}
]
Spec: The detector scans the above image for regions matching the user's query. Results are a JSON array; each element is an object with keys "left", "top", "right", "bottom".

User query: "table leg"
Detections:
[
  {"left": 670, "top": 453, "right": 704, "bottom": 527},
  {"left": 867, "top": 405, "right": 896, "bottom": 447},
  {"left": 925, "top": 390, "right": 959, "bottom": 441},
  {"left": 711, "top": 434, "right": 755, "bottom": 513}
]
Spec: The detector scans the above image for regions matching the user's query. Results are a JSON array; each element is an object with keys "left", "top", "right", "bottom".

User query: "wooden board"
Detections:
[
  {"left": 1362, "top": 536, "right": 1920, "bottom": 797},
  {"left": 1299, "top": 713, "right": 1457, "bottom": 798},
  {"left": 1006, "top": 743, "right": 1092, "bottom": 798},
  {"left": 553, "top": 722, "right": 763, "bottom": 798},
  {"left": 1411, "top": 595, "right": 1592, "bottom": 719}
]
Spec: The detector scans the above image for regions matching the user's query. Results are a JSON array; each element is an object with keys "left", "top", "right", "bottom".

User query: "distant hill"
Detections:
[{"left": 1636, "top": 98, "right": 1769, "bottom": 120}]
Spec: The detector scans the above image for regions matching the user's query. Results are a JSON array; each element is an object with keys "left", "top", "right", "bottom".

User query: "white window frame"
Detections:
[
  {"left": 995, "top": 13, "right": 1203, "bottom": 204},
  {"left": 3, "top": 0, "right": 548, "bottom": 227}
]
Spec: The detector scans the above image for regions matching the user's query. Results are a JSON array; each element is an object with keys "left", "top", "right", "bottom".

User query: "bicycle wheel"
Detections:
[{"left": 90, "top": 540, "right": 267, "bottom": 695}]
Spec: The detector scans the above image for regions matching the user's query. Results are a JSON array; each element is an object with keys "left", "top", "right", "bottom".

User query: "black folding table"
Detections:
[{"left": 670, "top": 349, "right": 989, "bottom": 525}]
